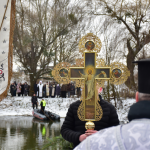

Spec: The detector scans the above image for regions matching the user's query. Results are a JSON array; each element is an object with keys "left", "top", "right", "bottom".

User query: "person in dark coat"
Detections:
[
  {"left": 21, "top": 83, "right": 24, "bottom": 96},
  {"left": 24, "top": 82, "right": 28, "bottom": 96},
  {"left": 28, "top": 84, "right": 30, "bottom": 96},
  {"left": 74, "top": 58, "right": 150, "bottom": 150},
  {"left": 61, "top": 84, "right": 67, "bottom": 98},
  {"left": 70, "top": 83, "right": 75, "bottom": 97},
  {"left": 56, "top": 84, "right": 61, "bottom": 97},
  {"left": 43, "top": 84, "right": 46, "bottom": 98},
  {"left": 34, "top": 82, "right": 38, "bottom": 96},
  {"left": 61, "top": 95, "right": 119, "bottom": 148},
  {"left": 31, "top": 94, "right": 38, "bottom": 109},
  {"left": 13, "top": 81, "right": 17, "bottom": 96},
  {"left": 11, "top": 83, "right": 16, "bottom": 96},
  {"left": 10, "top": 83, "right": 14, "bottom": 96},
  {"left": 67, "top": 83, "right": 71, "bottom": 98}
]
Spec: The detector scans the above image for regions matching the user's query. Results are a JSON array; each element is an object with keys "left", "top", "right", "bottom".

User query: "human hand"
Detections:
[
  {"left": 79, "top": 134, "right": 87, "bottom": 142},
  {"left": 85, "top": 130, "right": 98, "bottom": 136}
]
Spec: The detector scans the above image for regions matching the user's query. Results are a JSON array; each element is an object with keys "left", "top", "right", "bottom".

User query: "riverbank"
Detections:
[{"left": 0, "top": 96, "right": 135, "bottom": 121}]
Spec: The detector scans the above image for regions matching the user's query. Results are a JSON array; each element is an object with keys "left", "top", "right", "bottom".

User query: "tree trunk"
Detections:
[
  {"left": 29, "top": 74, "right": 36, "bottom": 96},
  {"left": 125, "top": 40, "right": 137, "bottom": 91}
]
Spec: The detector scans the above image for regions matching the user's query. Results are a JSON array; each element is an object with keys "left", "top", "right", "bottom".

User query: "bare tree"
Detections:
[
  {"left": 86, "top": 0, "right": 150, "bottom": 90},
  {"left": 13, "top": 0, "right": 84, "bottom": 95}
]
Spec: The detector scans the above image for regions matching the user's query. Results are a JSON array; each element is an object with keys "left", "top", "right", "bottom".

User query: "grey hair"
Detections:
[{"left": 138, "top": 92, "right": 150, "bottom": 101}]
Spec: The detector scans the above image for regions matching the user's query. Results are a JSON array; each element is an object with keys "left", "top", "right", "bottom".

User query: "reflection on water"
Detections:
[{"left": 0, "top": 116, "right": 64, "bottom": 150}]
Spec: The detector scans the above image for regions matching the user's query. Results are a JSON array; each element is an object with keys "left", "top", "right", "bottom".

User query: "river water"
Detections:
[{"left": 0, "top": 116, "right": 64, "bottom": 150}]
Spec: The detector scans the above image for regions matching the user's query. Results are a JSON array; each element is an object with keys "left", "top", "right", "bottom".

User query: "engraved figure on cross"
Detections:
[
  {"left": 70, "top": 52, "right": 111, "bottom": 120},
  {"left": 79, "top": 68, "right": 107, "bottom": 100}
]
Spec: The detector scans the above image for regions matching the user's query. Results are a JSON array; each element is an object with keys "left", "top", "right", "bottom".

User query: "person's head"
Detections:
[
  {"left": 33, "top": 94, "right": 36, "bottom": 96},
  {"left": 88, "top": 69, "right": 92, "bottom": 75}
]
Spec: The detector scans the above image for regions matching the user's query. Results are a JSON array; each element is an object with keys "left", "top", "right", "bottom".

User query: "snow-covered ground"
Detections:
[{"left": 0, "top": 96, "right": 136, "bottom": 122}]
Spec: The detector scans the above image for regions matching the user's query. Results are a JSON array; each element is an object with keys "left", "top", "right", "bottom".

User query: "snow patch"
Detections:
[{"left": 0, "top": 96, "right": 135, "bottom": 122}]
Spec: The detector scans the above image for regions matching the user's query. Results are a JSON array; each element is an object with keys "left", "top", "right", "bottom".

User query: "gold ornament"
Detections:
[
  {"left": 75, "top": 58, "right": 84, "bottom": 67},
  {"left": 72, "top": 79, "right": 84, "bottom": 88},
  {"left": 52, "top": 62, "right": 72, "bottom": 84},
  {"left": 95, "top": 101, "right": 103, "bottom": 121},
  {"left": 96, "top": 58, "right": 105, "bottom": 67},
  {"left": 96, "top": 79, "right": 106, "bottom": 88},
  {"left": 110, "top": 62, "right": 130, "bottom": 85},
  {"left": 85, "top": 121, "right": 95, "bottom": 130},
  {"left": 78, "top": 33, "right": 102, "bottom": 55}
]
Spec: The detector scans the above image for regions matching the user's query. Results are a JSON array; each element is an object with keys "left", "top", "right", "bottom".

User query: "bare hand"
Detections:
[
  {"left": 79, "top": 134, "right": 87, "bottom": 142},
  {"left": 85, "top": 130, "right": 98, "bottom": 136}
]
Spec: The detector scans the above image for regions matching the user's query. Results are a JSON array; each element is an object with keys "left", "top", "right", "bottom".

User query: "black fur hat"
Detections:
[{"left": 133, "top": 58, "right": 150, "bottom": 94}]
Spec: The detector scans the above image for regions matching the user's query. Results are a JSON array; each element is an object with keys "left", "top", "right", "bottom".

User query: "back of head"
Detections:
[
  {"left": 138, "top": 92, "right": 150, "bottom": 101},
  {"left": 128, "top": 58, "right": 150, "bottom": 121}
]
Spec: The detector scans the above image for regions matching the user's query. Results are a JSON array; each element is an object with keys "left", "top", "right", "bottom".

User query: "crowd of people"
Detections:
[
  {"left": 9, "top": 81, "right": 81, "bottom": 98},
  {"left": 34, "top": 81, "right": 81, "bottom": 98},
  {"left": 10, "top": 81, "right": 30, "bottom": 97}
]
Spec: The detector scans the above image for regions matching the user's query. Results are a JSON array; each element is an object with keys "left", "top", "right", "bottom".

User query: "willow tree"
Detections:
[
  {"left": 13, "top": 0, "right": 84, "bottom": 95},
  {"left": 88, "top": 0, "right": 150, "bottom": 90}
]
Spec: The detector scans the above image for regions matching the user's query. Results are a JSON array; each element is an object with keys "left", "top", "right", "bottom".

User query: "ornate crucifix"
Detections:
[
  {"left": 52, "top": 33, "right": 130, "bottom": 129},
  {"left": 69, "top": 52, "right": 111, "bottom": 122}
]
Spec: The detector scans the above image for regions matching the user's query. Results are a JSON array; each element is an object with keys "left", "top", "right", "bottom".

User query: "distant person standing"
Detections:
[
  {"left": 49, "top": 83, "right": 52, "bottom": 97},
  {"left": 11, "top": 83, "right": 16, "bottom": 97},
  {"left": 56, "top": 84, "right": 61, "bottom": 97},
  {"left": 34, "top": 82, "right": 38, "bottom": 96},
  {"left": 17, "top": 83, "right": 21, "bottom": 96},
  {"left": 46, "top": 82, "right": 49, "bottom": 98},
  {"left": 24, "top": 82, "right": 28, "bottom": 96},
  {"left": 67, "top": 83, "right": 71, "bottom": 98},
  {"left": 13, "top": 81, "right": 17, "bottom": 96},
  {"left": 43, "top": 84, "right": 46, "bottom": 98},
  {"left": 51, "top": 83, "right": 56, "bottom": 98},
  {"left": 40, "top": 99, "right": 46, "bottom": 114},
  {"left": 31, "top": 94, "right": 38, "bottom": 109},
  {"left": 70, "top": 83, "right": 75, "bottom": 98},
  {"left": 28, "top": 84, "right": 30, "bottom": 96},
  {"left": 10, "top": 83, "right": 13, "bottom": 96},
  {"left": 21, "top": 83, "right": 24, "bottom": 96},
  {"left": 37, "top": 81, "right": 43, "bottom": 98},
  {"left": 61, "top": 84, "right": 67, "bottom": 98}
]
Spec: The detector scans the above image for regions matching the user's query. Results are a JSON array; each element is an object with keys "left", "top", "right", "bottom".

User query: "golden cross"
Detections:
[{"left": 69, "top": 51, "right": 111, "bottom": 121}]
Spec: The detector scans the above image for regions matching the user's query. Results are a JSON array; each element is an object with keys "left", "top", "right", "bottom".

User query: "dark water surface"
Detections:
[{"left": 0, "top": 116, "right": 64, "bottom": 150}]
